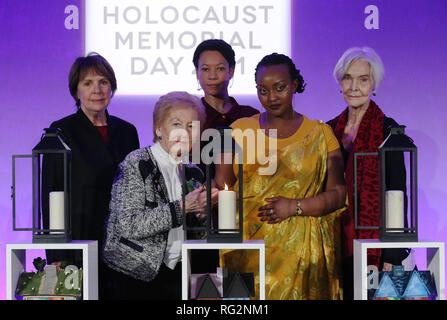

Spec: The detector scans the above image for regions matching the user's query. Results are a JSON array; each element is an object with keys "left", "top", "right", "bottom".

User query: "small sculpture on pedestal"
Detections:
[
  {"left": 191, "top": 267, "right": 255, "bottom": 300},
  {"left": 16, "top": 257, "right": 82, "bottom": 300},
  {"left": 368, "top": 265, "right": 437, "bottom": 300}
]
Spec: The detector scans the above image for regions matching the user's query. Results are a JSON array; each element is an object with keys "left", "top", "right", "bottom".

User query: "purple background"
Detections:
[{"left": 1, "top": 1, "right": 446, "bottom": 300}]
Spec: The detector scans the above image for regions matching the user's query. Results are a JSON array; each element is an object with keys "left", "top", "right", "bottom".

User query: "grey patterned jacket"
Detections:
[{"left": 102, "top": 146, "right": 204, "bottom": 282}]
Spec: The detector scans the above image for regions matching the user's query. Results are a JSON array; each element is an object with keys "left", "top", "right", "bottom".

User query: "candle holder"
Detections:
[
  {"left": 354, "top": 125, "right": 417, "bottom": 242},
  {"left": 182, "top": 127, "right": 243, "bottom": 243},
  {"left": 12, "top": 128, "right": 72, "bottom": 243}
]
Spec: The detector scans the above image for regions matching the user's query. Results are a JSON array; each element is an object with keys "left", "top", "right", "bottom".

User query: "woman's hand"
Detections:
[
  {"left": 382, "top": 262, "right": 393, "bottom": 272},
  {"left": 257, "top": 196, "right": 297, "bottom": 224},
  {"left": 182, "top": 185, "right": 219, "bottom": 216}
]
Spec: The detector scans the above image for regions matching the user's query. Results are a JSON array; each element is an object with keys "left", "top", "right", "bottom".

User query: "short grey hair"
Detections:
[
  {"left": 152, "top": 91, "right": 205, "bottom": 142},
  {"left": 333, "top": 46, "right": 385, "bottom": 89}
]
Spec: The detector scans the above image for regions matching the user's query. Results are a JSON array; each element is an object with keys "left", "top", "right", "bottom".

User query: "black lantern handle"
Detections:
[{"left": 11, "top": 154, "right": 34, "bottom": 231}]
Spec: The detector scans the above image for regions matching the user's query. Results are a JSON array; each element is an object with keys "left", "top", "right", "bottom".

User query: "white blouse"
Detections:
[{"left": 150, "top": 142, "right": 184, "bottom": 270}]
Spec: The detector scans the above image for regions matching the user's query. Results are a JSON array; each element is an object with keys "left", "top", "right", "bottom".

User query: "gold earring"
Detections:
[{"left": 372, "top": 90, "right": 376, "bottom": 96}]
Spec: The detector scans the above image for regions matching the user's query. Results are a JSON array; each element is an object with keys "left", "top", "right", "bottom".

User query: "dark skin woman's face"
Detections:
[
  {"left": 196, "top": 50, "right": 234, "bottom": 97},
  {"left": 255, "top": 64, "right": 298, "bottom": 118}
]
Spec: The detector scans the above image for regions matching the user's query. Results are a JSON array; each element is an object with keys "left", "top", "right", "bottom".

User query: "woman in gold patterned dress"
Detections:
[{"left": 215, "top": 53, "right": 346, "bottom": 300}]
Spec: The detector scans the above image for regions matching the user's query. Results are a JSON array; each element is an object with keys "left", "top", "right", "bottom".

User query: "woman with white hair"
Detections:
[
  {"left": 327, "top": 47, "right": 409, "bottom": 300},
  {"left": 102, "top": 91, "right": 219, "bottom": 299}
]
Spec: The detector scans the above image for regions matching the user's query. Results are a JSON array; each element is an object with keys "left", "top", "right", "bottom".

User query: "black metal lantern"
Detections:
[
  {"left": 182, "top": 127, "right": 243, "bottom": 243},
  {"left": 12, "top": 128, "right": 72, "bottom": 243},
  {"left": 354, "top": 125, "right": 417, "bottom": 242},
  {"left": 378, "top": 125, "right": 417, "bottom": 242}
]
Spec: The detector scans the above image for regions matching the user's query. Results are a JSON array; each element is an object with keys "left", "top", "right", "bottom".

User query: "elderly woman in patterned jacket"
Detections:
[{"left": 103, "top": 91, "right": 219, "bottom": 300}]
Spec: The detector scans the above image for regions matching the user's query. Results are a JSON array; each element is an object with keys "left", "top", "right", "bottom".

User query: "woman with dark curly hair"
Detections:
[
  {"left": 193, "top": 39, "right": 259, "bottom": 133},
  {"left": 215, "top": 53, "right": 346, "bottom": 299},
  {"left": 191, "top": 39, "right": 260, "bottom": 274}
]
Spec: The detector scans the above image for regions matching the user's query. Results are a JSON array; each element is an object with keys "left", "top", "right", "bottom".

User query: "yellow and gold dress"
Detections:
[{"left": 220, "top": 114, "right": 344, "bottom": 300}]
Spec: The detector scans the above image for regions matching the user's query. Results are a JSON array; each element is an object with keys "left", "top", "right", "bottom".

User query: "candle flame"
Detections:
[{"left": 224, "top": 184, "right": 228, "bottom": 191}]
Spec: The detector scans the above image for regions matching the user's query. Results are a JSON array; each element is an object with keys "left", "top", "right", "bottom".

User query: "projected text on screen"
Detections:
[{"left": 85, "top": 1, "right": 290, "bottom": 95}]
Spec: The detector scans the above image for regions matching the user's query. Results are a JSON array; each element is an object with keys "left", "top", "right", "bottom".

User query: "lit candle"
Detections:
[
  {"left": 49, "top": 191, "right": 65, "bottom": 234},
  {"left": 385, "top": 190, "right": 404, "bottom": 232},
  {"left": 218, "top": 184, "right": 236, "bottom": 233}
]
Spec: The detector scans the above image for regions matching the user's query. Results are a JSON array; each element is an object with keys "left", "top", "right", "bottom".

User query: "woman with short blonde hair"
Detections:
[
  {"left": 152, "top": 91, "right": 205, "bottom": 143},
  {"left": 103, "top": 91, "right": 217, "bottom": 300}
]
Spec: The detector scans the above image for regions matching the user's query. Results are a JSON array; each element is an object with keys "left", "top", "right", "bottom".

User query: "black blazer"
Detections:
[{"left": 42, "top": 108, "right": 139, "bottom": 263}]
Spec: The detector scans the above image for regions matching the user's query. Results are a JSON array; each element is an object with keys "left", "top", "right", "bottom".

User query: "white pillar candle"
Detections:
[
  {"left": 49, "top": 191, "right": 65, "bottom": 234},
  {"left": 385, "top": 190, "right": 404, "bottom": 232},
  {"left": 218, "top": 184, "right": 236, "bottom": 233}
]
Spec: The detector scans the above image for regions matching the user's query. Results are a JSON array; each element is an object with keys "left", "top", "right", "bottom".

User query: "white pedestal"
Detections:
[
  {"left": 354, "top": 239, "right": 445, "bottom": 300},
  {"left": 182, "top": 240, "right": 265, "bottom": 300},
  {"left": 6, "top": 240, "right": 98, "bottom": 300}
]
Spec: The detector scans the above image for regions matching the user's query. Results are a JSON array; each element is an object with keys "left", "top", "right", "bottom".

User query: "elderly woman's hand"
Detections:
[{"left": 181, "top": 185, "right": 219, "bottom": 216}]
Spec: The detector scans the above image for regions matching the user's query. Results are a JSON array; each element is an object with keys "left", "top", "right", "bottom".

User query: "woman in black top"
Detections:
[
  {"left": 193, "top": 39, "right": 259, "bottom": 133},
  {"left": 42, "top": 53, "right": 140, "bottom": 299},
  {"left": 191, "top": 39, "right": 260, "bottom": 274}
]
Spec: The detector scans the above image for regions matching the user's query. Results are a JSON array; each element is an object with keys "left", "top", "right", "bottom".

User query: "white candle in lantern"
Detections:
[
  {"left": 49, "top": 191, "right": 65, "bottom": 234},
  {"left": 218, "top": 184, "right": 236, "bottom": 233},
  {"left": 385, "top": 190, "right": 404, "bottom": 232}
]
